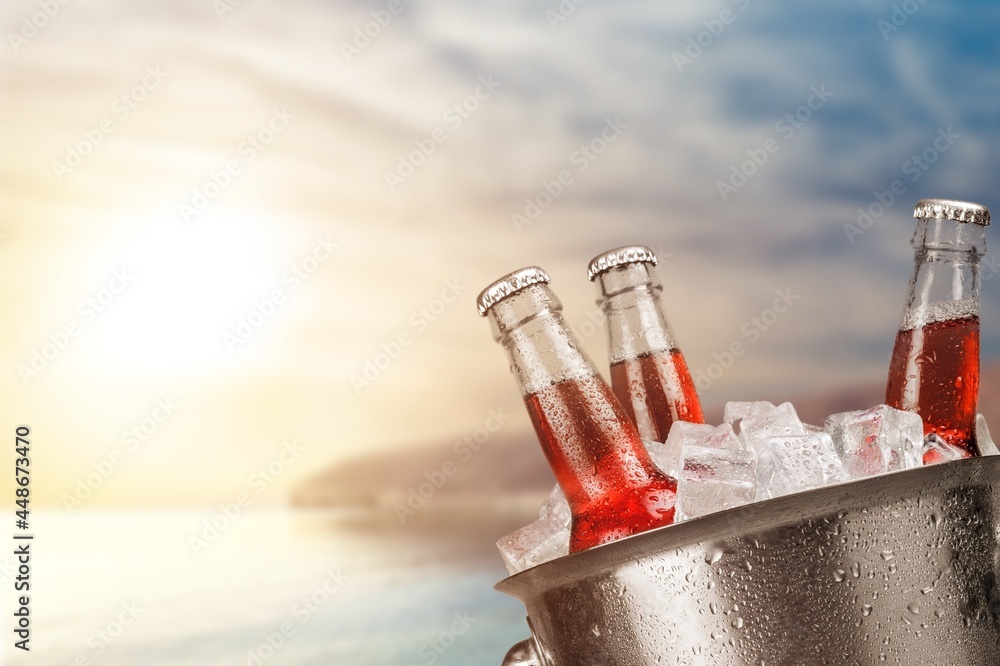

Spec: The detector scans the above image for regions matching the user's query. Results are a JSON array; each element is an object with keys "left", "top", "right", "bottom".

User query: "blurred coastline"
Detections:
[{"left": 296, "top": 362, "right": 1000, "bottom": 545}]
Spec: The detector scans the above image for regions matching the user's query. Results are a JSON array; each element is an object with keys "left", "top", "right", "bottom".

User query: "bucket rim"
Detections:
[{"left": 495, "top": 456, "right": 1000, "bottom": 599}]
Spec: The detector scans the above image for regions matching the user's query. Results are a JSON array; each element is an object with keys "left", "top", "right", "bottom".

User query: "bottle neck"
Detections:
[
  {"left": 902, "top": 218, "right": 984, "bottom": 329},
  {"left": 595, "top": 264, "right": 676, "bottom": 363},
  {"left": 487, "top": 285, "right": 598, "bottom": 395}
]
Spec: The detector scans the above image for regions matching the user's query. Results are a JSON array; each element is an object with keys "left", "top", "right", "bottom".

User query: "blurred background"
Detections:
[{"left": 3, "top": 0, "right": 1000, "bottom": 663}]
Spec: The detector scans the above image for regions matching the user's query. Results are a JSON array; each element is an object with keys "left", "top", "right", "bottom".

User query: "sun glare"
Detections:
[{"left": 77, "top": 209, "right": 295, "bottom": 378}]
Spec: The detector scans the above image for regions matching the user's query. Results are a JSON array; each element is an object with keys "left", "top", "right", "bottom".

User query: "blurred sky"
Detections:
[{"left": 3, "top": 0, "right": 1000, "bottom": 507}]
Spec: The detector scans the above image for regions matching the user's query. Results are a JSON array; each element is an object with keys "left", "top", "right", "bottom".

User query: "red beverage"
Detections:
[
  {"left": 524, "top": 376, "right": 677, "bottom": 552},
  {"left": 478, "top": 266, "right": 679, "bottom": 555},
  {"left": 610, "top": 349, "right": 704, "bottom": 442},
  {"left": 886, "top": 315, "right": 980, "bottom": 462},
  {"left": 590, "top": 246, "right": 705, "bottom": 441},
  {"left": 884, "top": 198, "right": 990, "bottom": 465}
]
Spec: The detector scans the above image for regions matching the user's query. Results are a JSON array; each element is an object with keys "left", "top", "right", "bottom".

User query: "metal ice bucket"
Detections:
[{"left": 498, "top": 457, "right": 1000, "bottom": 665}]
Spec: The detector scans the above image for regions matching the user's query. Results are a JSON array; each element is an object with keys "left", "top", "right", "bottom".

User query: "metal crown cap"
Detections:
[
  {"left": 587, "top": 245, "right": 658, "bottom": 281},
  {"left": 476, "top": 266, "right": 551, "bottom": 316},
  {"left": 913, "top": 199, "right": 991, "bottom": 226}
]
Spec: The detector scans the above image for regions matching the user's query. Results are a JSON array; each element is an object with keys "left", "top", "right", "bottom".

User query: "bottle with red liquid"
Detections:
[
  {"left": 885, "top": 198, "right": 991, "bottom": 463},
  {"left": 477, "top": 267, "right": 677, "bottom": 552},
  {"left": 588, "top": 246, "right": 704, "bottom": 442}
]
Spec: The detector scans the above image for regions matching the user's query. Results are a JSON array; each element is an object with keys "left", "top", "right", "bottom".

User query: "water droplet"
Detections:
[
  {"left": 833, "top": 569, "right": 847, "bottom": 582},
  {"left": 907, "top": 602, "right": 921, "bottom": 615},
  {"left": 880, "top": 549, "right": 895, "bottom": 561},
  {"left": 862, "top": 604, "right": 873, "bottom": 617}
]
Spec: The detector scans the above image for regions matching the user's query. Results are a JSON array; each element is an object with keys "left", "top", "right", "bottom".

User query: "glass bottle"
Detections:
[
  {"left": 885, "top": 199, "right": 990, "bottom": 462},
  {"left": 589, "top": 246, "right": 704, "bottom": 442},
  {"left": 478, "top": 267, "right": 677, "bottom": 551}
]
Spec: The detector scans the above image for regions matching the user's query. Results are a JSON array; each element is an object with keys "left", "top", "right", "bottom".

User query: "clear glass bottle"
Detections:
[
  {"left": 885, "top": 199, "right": 990, "bottom": 462},
  {"left": 589, "top": 246, "right": 704, "bottom": 442},
  {"left": 477, "top": 267, "right": 677, "bottom": 552}
]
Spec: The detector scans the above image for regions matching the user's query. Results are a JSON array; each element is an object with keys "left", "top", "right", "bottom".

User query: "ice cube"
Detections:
[
  {"left": 642, "top": 438, "right": 665, "bottom": 471},
  {"left": 921, "top": 434, "right": 967, "bottom": 466},
  {"left": 648, "top": 421, "right": 715, "bottom": 478},
  {"left": 881, "top": 408, "right": 924, "bottom": 470},
  {"left": 538, "top": 486, "right": 571, "bottom": 524},
  {"left": 758, "top": 431, "right": 849, "bottom": 499},
  {"left": 723, "top": 401, "right": 775, "bottom": 427},
  {"left": 825, "top": 405, "right": 923, "bottom": 478},
  {"left": 975, "top": 413, "right": 999, "bottom": 456},
  {"left": 704, "top": 422, "right": 743, "bottom": 451},
  {"left": 825, "top": 408, "right": 890, "bottom": 478},
  {"left": 676, "top": 445, "right": 756, "bottom": 520},
  {"left": 497, "top": 486, "right": 570, "bottom": 575},
  {"left": 740, "top": 401, "right": 807, "bottom": 452}
]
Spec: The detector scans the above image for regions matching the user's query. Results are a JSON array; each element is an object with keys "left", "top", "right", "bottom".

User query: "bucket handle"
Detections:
[{"left": 502, "top": 638, "right": 541, "bottom": 666}]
